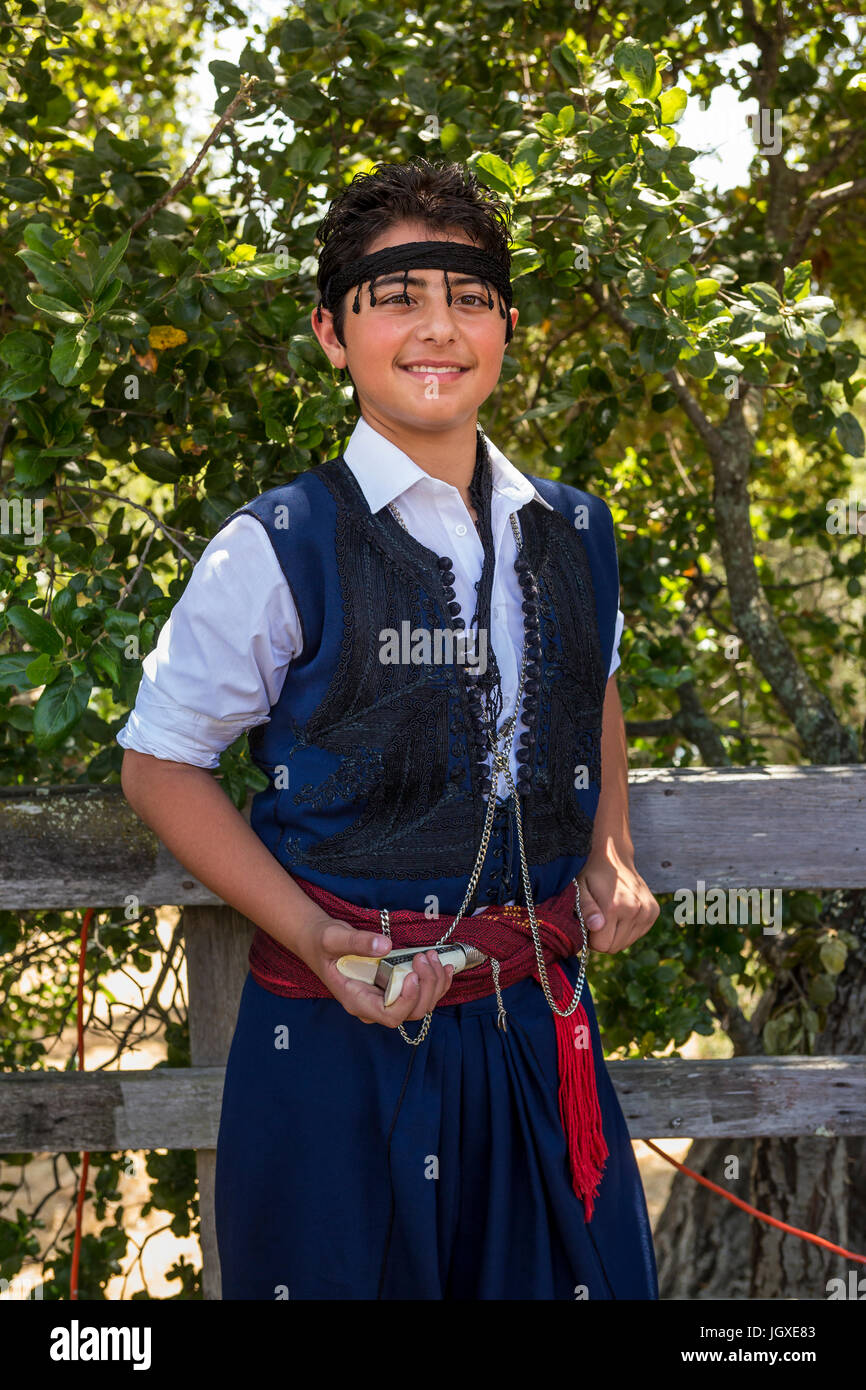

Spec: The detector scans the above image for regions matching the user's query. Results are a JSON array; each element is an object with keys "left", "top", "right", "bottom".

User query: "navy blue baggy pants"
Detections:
[{"left": 214, "top": 951, "right": 659, "bottom": 1300}]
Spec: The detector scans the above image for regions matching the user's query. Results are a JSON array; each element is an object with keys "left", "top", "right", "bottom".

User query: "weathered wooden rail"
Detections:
[{"left": 1, "top": 765, "right": 865, "bottom": 1299}]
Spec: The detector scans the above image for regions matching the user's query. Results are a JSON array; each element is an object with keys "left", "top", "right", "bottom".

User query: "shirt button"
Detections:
[{"left": 455, "top": 523, "right": 468, "bottom": 536}]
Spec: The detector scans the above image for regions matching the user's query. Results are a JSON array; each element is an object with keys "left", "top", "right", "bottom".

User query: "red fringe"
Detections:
[{"left": 545, "top": 962, "right": 609, "bottom": 1222}]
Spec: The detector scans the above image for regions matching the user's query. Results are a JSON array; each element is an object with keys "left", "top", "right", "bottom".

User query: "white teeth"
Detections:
[{"left": 404, "top": 365, "right": 467, "bottom": 373}]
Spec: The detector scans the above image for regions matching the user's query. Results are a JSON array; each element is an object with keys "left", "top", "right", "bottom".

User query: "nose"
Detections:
[{"left": 414, "top": 279, "right": 461, "bottom": 342}]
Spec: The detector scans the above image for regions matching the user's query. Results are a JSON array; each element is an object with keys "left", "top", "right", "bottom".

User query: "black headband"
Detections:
[{"left": 316, "top": 240, "right": 514, "bottom": 343}]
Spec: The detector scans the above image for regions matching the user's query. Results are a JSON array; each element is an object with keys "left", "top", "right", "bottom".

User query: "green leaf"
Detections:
[
  {"left": 795, "top": 295, "right": 836, "bottom": 315},
  {"left": 783, "top": 261, "right": 812, "bottom": 301},
  {"left": 89, "top": 641, "right": 122, "bottom": 686},
  {"left": 641, "top": 220, "right": 669, "bottom": 258},
  {"left": 0, "top": 330, "right": 51, "bottom": 400},
  {"left": 0, "top": 652, "right": 43, "bottom": 691},
  {"left": 809, "top": 975, "right": 836, "bottom": 1007},
  {"left": 208, "top": 268, "right": 246, "bottom": 292},
  {"left": 473, "top": 152, "right": 516, "bottom": 196},
  {"left": 92, "top": 229, "right": 131, "bottom": 299},
  {"left": 550, "top": 41, "right": 583, "bottom": 87},
  {"left": 681, "top": 345, "right": 716, "bottom": 378},
  {"left": 623, "top": 298, "right": 665, "bottom": 328},
  {"left": 604, "top": 87, "right": 632, "bottom": 121},
  {"left": 22, "top": 221, "right": 65, "bottom": 256},
  {"left": 94, "top": 276, "right": 124, "bottom": 312},
  {"left": 7, "top": 604, "right": 63, "bottom": 655},
  {"left": 277, "top": 16, "right": 313, "bottom": 51},
  {"left": 32, "top": 669, "right": 92, "bottom": 750},
  {"left": 26, "top": 652, "right": 55, "bottom": 687},
  {"left": 27, "top": 293, "right": 85, "bottom": 325},
  {"left": 51, "top": 585, "right": 83, "bottom": 636},
  {"left": 103, "top": 610, "right": 141, "bottom": 639},
  {"left": 613, "top": 38, "right": 658, "bottom": 99},
  {"left": 17, "top": 248, "right": 84, "bottom": 303},
  {"left": 659, "top": 87, "right": 687, "bottom": 123},
  {"left": 695, "top": 277, "right": 720, "bottom": 302},
  {"left": 4, "top": 176, "right": 49, "bottom": 203},
  {"left": 832, "top": 342, "right": 861, "bottom": 381},
  {"left": 833, "top": 411, "right": 865, "bottom": 457},
  {"left": 101, "top": 310, "right": 149, "bottom": 336},
  {"left": 209, "top": 59, "right": 240, "bottom": 90},
  {"left": 236, "top": 253, "right": 300, "bottom": 282},
  {"left": 744, "top": 281, "right": 782, "bottom": 309},
  {"left": 12, "top": 445, "right": 66, "bottom": 486},
  {"left": 439, "top": 122, "right": 463, "bottom": 153},
  {"left": 50, "top": 322, "right": 99, "bottom": 386},
  {"left": 608, "top": 163, "right": 637, "bottom": 199},
  {"left": 133, "top": 446, "right": 186, "bottom": 482},
  {"left": 665, "top": 266, "right": 696, "bottom": 300},
  {"left": 819, "top": 939, "right": 847, "bottom": 975},
  {"left": 0, "top": 366, "right": 49, "bottom": 401},
  {"left": 0, "top": 329, "right": 49, "bottom": 371},
  {"left": 626, "top": 267, "right": 659, "bottom": 296},
  {"left": 510, "top": 247, "right": 543, "bottom": 279},
  {"left": 148, "top": 235, "right": 185, "bottom": 278}
]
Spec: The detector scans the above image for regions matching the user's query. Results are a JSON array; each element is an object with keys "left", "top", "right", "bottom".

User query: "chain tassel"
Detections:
[{"left": 490, "top": 956, "right": 508, "bottom": 1032}]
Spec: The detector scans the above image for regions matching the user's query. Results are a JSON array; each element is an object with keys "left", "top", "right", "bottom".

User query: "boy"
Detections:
[{"left": 118, "top": 158, "right": 660, "bottom": 1300}]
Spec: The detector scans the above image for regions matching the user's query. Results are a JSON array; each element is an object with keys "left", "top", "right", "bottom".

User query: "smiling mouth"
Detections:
[{"left": 399, "top": 364, "right": 471, "bottom": 377}]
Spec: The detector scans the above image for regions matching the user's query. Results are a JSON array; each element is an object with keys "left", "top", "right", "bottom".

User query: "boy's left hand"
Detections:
[{"left": 576, "top": 844, "right": 660, "bottom": 954}]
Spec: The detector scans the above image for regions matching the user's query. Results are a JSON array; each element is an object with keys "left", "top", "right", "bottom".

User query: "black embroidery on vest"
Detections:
[
  {"left": 467, "top": 431, "right": 505, "bottom": 733},
  {"left": 281, "top": 458, "right": 487, "bottom": 880},
  {"left": 514, "top": 499, "right": 607, "bottom": 865},
  {"left": 278, "top": 453, "right": 607, "bottom": 880}
]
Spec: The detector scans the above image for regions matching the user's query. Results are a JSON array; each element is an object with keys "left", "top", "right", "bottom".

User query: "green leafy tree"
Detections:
[{"left": 1, "top": 0, "right": 864, "bottom": 1297}]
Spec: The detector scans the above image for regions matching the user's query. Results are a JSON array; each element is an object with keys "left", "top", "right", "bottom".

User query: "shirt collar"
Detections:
[{"left": 341, "top": 413, "right": 554, "bottom": 515}]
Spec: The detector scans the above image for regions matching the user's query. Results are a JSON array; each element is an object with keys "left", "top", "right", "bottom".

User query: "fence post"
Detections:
[{"left": 183, "top": 905, "right": 255, "bottom": 1301}]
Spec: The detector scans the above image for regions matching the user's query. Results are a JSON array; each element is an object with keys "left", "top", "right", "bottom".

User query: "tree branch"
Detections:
[
  {"left": 794, "top": 127, "right": 866, "bottom": 190},
  {"left": 784, "top": 175, "right": 866, "bottom": 266},
  {"left": 129, "top": 78, "right": 259, "bottom": 235},
  {"left": 660, "top": 367, "right": 725, "bottom": 455},
  {"left": 711, "top": 393, "right": 858, "bottom": 762}
]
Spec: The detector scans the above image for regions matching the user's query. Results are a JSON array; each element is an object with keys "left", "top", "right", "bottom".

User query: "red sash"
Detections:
[{"left": 248, "top": 877, "right": 609, "bottom": 1221}]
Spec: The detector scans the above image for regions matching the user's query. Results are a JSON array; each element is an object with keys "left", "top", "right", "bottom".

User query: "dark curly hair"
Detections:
[{"left": 314, "top": 158, "right": 513, "bottom": 348}]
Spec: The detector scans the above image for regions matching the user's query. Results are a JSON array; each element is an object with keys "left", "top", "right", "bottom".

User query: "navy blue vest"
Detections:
[{"left": 215, "top": 448, "right": 620, "bottom": 914}]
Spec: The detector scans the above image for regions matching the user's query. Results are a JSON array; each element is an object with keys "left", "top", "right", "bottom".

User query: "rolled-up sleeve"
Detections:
[
  {"left": 116, "top": 514, "right": 301, "bottom": 768},
  {"left": 608, "top": 607, "right": 625, "bottom": 677}
]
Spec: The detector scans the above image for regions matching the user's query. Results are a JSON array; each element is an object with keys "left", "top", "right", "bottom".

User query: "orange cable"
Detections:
[{"left": 641, "top": 1136, "right": 866, "bottom": 1264}]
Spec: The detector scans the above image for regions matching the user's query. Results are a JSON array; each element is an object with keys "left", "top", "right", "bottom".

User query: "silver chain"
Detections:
[{"left": 382, "top": 500, "right": 589, "bottom": 1046}]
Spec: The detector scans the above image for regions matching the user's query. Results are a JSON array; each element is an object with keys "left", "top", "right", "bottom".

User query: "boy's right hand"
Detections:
[{"left": 293, "top": 913, "right": 454, "bottom": 1027}]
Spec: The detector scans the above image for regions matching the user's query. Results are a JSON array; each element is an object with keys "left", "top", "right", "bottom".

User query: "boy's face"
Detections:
[{"left": 311, "top": 218, "right": 518, "bottom": 434}]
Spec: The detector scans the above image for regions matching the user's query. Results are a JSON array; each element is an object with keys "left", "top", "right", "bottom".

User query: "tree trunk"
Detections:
[
  {"left": 655, "top": 1139, "right": 754, "bottom": 1298},
  {"left": 656, "top": 889, "right": 866, "bottom": 1299}
]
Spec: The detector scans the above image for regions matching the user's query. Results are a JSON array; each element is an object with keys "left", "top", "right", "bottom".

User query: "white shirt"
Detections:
[{"left": 116, "top": 415, "right": 624, "bottom": 798}]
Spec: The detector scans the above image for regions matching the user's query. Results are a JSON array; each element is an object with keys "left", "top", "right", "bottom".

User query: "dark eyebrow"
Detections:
[{"left": 371, "top": 274, "right": 489, "bottom": 290}]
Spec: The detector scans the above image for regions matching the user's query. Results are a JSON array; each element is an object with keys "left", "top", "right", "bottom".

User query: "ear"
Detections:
[{"left": 310, "top": 303, "right": 348, "bottom": 369}]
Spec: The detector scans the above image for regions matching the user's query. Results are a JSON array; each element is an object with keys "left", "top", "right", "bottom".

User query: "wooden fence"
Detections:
[{"left": 1, "top": 764, "right": 865, "bottom": 1299}]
